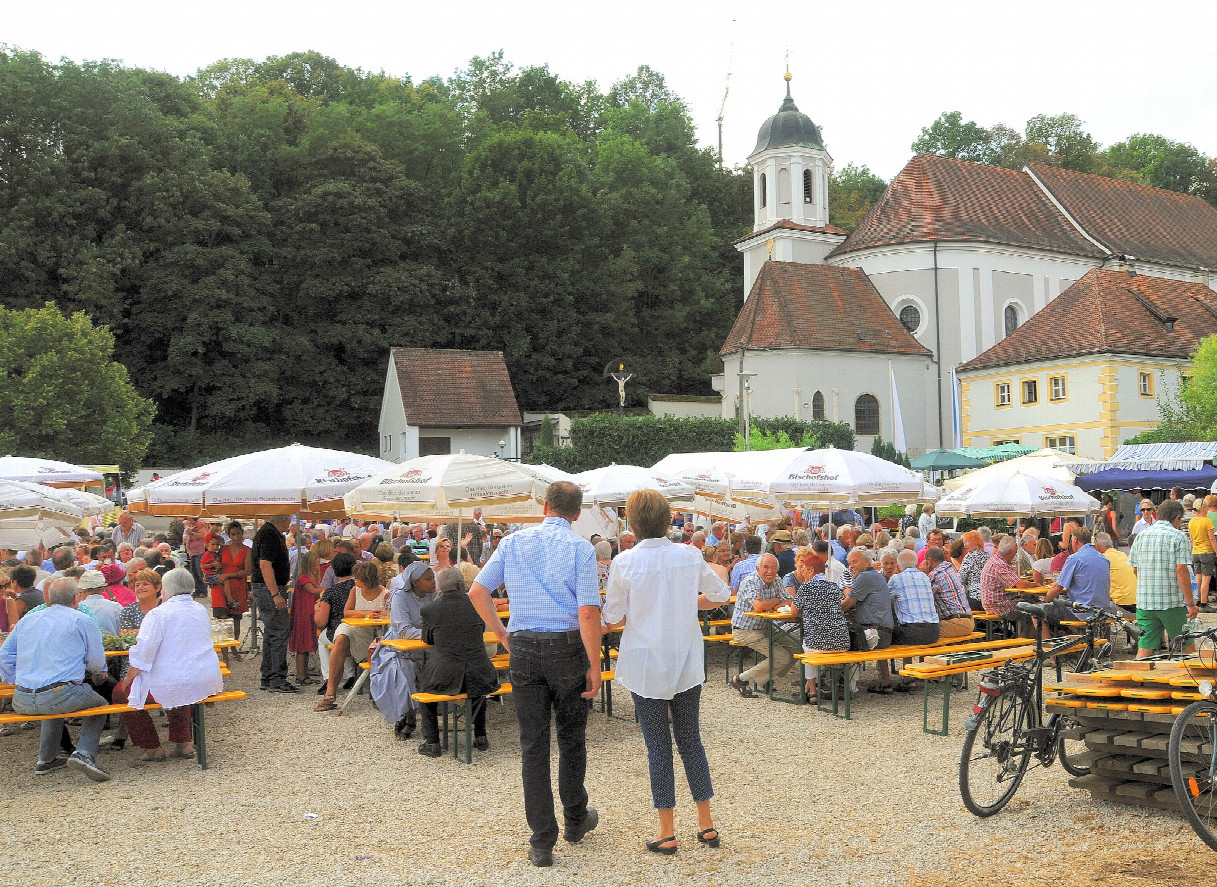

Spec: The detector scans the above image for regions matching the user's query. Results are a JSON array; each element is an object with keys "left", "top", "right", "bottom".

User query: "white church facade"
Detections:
[{"left": 717, "top": 76, "right": 1217, "bottom": 458}]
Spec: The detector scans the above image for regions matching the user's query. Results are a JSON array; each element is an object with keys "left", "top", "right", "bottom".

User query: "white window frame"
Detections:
[
  {"left": 1049, "top": 375, "right": 1067, "bottom": 401},
  {"left": 1044, "top": 435, "right": 1076, "bottom": 455}
]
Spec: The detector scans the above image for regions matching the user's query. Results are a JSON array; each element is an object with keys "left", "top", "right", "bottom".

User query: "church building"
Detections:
[{"left": 717, "top": 75, "right": 1217, "bottom": 458}]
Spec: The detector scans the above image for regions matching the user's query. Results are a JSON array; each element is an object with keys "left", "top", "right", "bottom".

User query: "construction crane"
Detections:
[{"left": 716, "top": 69, "right": 731, "bottom": 169}]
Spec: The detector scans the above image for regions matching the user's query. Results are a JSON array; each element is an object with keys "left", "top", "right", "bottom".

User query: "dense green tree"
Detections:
[
  {"left": 0, "top": 304, "right": 155, "bottom": 474},
  {"left": 911, "top": 111, "right": 992, "bottom": 162},
  {"left": 1022, "top": 113, "right": 1099, "bottom": 173},
  {"left": 829, "top": 163, "right": 888, "bottom": 232},
  {"left": 1104, "top": 134, "right": 1214, "bottom": 196}
]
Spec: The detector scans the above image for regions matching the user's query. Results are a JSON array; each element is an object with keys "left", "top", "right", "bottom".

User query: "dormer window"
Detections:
[{"left": 803, "top": 169, "right": 813, "bottom": 204}]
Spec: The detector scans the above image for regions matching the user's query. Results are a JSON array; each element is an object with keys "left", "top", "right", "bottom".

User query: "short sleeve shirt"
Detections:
[
  {"left": 888, "top": 568, "right": 940, "bottom": 625},
  {"left": 849, "top": 569, "right": 894, "bottom": 630},
  {"left": 250, "top": 522, "right": 290, "bottom": 588},
  {"left": 1129, "top": 521, "right": 1191, "bottom": 611},
  {"left": 1056, "top": 544, "right": 1114, "bottom": 611},
  {"left": 795, "top": 578, "right": 850, "bottom": 651},
  {"left": 979, "top": 554, "right": 1021, "bottom": 617},
  {"left": 732, "top": 573, "right": 788, "bottom": 631},
  {"left": 1188, "top": 517, "right": 1215, "bottom": 554},
  {"left": 321, "top": 580, "right": 354, "bottom": 638}
]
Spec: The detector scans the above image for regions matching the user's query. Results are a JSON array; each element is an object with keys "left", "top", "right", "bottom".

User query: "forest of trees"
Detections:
[{"left": 2, "top": 46, "right": 1212, "bottom": 465}]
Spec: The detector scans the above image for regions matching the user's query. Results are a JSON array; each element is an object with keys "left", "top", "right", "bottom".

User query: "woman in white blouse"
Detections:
[
  {"left": 602, "top": 489, "right": 730, "bottom": 856},
  {"left": 113, "top": 568, "right": 224, "bottom": 761}
]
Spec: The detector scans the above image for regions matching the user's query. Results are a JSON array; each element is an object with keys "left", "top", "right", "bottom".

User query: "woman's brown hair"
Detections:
[{"left": 625, "top": 488, "right": 672, "bottom": 540}]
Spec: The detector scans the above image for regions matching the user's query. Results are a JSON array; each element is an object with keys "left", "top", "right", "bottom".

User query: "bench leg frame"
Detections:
[{"left": 190, "top": 703, "right": 208, "bottom": 770}]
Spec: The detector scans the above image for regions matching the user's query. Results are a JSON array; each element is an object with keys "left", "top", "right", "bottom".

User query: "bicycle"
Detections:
[
  {"left": 1166, "top": 623, "right": 1217, "bottom": 851},
  {"left": 958, "top": 599, "right": 1142, "bottom": 817}
]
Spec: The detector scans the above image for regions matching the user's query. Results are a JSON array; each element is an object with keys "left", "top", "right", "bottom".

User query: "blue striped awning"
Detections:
[{"left": 1080, "top": 442, "right": 1217, "bottom": 472}]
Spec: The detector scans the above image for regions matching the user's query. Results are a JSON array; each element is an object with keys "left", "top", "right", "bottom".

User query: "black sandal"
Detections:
[
  {"left": 867, "top": 685, "right": 894, "bottom": 695},
  {"left": 314, "top": 696, "right": 337, "bottom": 712},
  {"left": 697, "top": 827, "right": 720, "bottom": 848},
  {"left": 646, "top": 836, "right": 678, "bottom": 855}
]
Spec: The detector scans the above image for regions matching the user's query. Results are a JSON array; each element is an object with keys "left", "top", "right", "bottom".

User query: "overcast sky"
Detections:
[{"left": 7, "top": 0, "right": 1216, "bottom": 180}]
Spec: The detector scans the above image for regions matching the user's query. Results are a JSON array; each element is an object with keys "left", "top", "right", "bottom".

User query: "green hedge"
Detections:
[{"left": 523, "top": 414, "right": 855, "bottom": 472}]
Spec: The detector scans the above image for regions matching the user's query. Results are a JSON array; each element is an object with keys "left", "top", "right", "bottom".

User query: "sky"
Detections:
[{"left": 6, "top": 0, "right": 1216, "bottom": 180}]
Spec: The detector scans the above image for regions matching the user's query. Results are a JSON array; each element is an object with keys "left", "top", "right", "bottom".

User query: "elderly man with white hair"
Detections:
[
  {"left": 843, "top": 547, "right": 897, "bottom": 693},
  {"left": 112, "top": 568, "right": 224, "bottom": 761},
  {"left": 980, "top": 537, "right": 1035, "bottom": 626},
  {"left": 888, "top": 550, "right": 941, "bottom": 647},
  {"left": 0, "top": 577, "right": 111, "bottom": 780}
]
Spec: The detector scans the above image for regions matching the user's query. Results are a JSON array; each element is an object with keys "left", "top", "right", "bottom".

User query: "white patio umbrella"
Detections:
[
  {"left": 934, "top": 471, "right": 1101, "bottom": 519},
  {"left": 131, "top": 444, "right": 394, "bottom": 518},
  {"left": 0, "top": 456, "right": 103, "bottom": 488},
  {"left": 572, "top": 464, "right": 695, "bottom": 508},
  {"left": 52, "top": 488, "right": 113, "bottom": 516},
  {"left": 652, "top": 449, "right": 808, "bottom": 504},
  {"left": 0, "top": 520, "right": 77, "bottom": 550},
  {"left": 730, "top": 448, "right": 926, "bottom": 506},
  {"left": 689, "top": 492, "right": 783, "bottom": 524},
  {"left": 0, "top": 479, "right": 87, "bottom": 523},
  {"left": 942, "top": 448, "right": 1094, "bottom": 492}
]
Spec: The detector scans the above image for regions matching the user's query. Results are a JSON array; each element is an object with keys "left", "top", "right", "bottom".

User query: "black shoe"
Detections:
[
  {"left": 260, "top": 681, "right": 271, "bottom": 691},
  {"left": 317, "top": 684, "right": 328, "bottom": 695},
  {"left": 418, "top": 741, "right": 442, "bottom": 758},
  {"left": 528, "top": 847, "right": 553, "bottom": 867},
  {"left": 35, "top": 756, "right": 69, "bottom": 775},
  {"left": 341, "top": 675, "right": 357, "bottom": 690},
  {"left": 729, "top": 675, "right": 754, "bottom": 698},
  {"left": 564, "top": 806, "right": 598, "bottom": 843},
  {"left": 473, "top": 735, "right": 489, "bottom": 751},
  {"left": 267, "top": 681, "right": 298, "bottom": 693}
]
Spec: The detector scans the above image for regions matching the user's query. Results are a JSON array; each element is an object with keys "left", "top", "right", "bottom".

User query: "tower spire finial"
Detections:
[{"left": 784, "top": 50, "right": 792, "bottom": 98}]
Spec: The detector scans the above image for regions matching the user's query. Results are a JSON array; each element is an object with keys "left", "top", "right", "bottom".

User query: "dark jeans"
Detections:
[
  {"left": 632, "top": 684, "right": 714, "bottom": 810},
  {"left": 509, "top": 635, "right": 591, "bottom": 850},
  {"left": 420, "top": 698, "right": 487, "bottom": 744},
  {"left": 253, "top": 585, "right": 289, "bottom": 683},
  {"left": 892, "top": 622, "right": 941, "bottom": 646}
]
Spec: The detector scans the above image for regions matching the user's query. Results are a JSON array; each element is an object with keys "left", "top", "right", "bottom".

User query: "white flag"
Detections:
[{"left": 889, "top": 362, "right": 907, "bottom": 453}]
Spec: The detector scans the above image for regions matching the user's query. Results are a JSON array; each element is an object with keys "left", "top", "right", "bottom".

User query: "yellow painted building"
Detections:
[{"left": 956, "top": 270, "right": 1215, "bottom": 459}]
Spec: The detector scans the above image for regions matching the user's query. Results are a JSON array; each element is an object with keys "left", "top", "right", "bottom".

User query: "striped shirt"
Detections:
[
  {"left": 1129, "top": 521, "right": 1191, "bottom": 611},
  {"left": 888, "top": 568, "right": 940, "bottom": 625},
  {"left": 475, "top": 517, "right": 599, "bottom": 632}
]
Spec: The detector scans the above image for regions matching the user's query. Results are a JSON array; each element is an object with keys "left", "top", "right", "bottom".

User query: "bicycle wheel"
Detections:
[
  {"left": 1051, "top": 713, "right": 1091, "bottom": 777},
  {"left": 959, "top": 690, "right": 1032, "bottom": 817},
  {"left": 1168, "top": 699, "right": 1217, "bottom": 852}
]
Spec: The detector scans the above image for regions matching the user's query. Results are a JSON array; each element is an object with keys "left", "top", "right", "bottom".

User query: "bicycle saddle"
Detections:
[{"left": 1016, "top": 601, "right": 1053, "bottom": 620}]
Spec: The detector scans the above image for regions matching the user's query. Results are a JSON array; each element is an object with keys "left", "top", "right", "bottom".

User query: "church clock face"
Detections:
[{"left": 899, "top": 304, "right": 921, "bottom": 334}]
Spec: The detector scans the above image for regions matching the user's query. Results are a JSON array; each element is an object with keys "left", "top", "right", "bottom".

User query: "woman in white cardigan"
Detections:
[
  {"left": 602, "top": 489, "right": 730, "bottom": 856},
  {"left": 114, "top": 568, "right": 223, "bottom": 761}
]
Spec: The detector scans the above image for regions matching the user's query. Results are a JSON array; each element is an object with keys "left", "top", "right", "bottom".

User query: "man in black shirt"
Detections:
[{"left": 250, "top": 515, "right": 296, "bottom": 693}]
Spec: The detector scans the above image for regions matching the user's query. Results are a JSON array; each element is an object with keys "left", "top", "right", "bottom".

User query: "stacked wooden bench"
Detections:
[{"left": 1043, "top": 659, "right": 1212, "bottom": 811}]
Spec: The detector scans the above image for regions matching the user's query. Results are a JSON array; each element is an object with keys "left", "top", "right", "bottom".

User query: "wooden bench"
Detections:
[
  {"left": 0, "top": 690, "right": 247, "bottom": 769},
  {"left": 412, "top": 684, "right": 515, "bottom": 763},
  {"left": 797, "top": 633, "right": 988, "bottom": 720}
]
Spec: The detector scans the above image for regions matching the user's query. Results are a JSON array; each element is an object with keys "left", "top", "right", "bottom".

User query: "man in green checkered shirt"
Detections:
[{"left": 1129, "top": 499, "right": 1197, "bottom": 658}]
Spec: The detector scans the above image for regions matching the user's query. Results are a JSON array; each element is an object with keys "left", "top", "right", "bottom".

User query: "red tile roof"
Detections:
[
  {"left": 1027, "top": 163, "right": 1217, "bottom": 272},
  {"left": 828, "top": 154, "right": 1108, "bottom": 260},
  {"left": 957, "top": 270, "right": 1217, "bottom": 372},
  {"left": 390, "top": 348, "right": 522, "bottom": 427},
  {"left": 734, "top": 220, "right": 850, "bottom": 245},
  {"left": 720, "top": 261, "right": 932, "bottom": 356}
]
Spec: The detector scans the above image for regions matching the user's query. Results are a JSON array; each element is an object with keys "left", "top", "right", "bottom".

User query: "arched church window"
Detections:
[
  {"left": 803, "top": 169, "right": 813, "bottom": 204},
  {"left": 760, "top": 173, "right": 767, "bottom": 207},
  {"left": 811, "top": 390, "right": 825, "bottom": 421},
  {"left": 1004, "top": 304, "right": 1023, "bottom": 338},
  {"left": 854, "top": 394, "right": 880, "bottom": 436},
  {"left": 899, "top": 304, "right": 921, "bottom": 334}
]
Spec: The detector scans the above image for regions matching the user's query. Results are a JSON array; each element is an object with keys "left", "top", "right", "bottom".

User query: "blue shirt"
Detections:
[
  {"left": 830, "top": 540, "right": 847, "bottom": 564},
  {"left": 729, "top": 554, "right": 760, "bottom": 590},
  {"left": 82, "top": 594, "right": 122, "bottom": 637},
  {"left": 0, "top": 604, "right": 105, "bottom": 688},
  {"left": 888, "top": 568, "right": 940, "bottom": 625},
  {"left": 476, "top": 517, "right": 599, "bottom": 632},
  {"left": 1057, "top": 544, "right": 1114, "bottom": 611}
]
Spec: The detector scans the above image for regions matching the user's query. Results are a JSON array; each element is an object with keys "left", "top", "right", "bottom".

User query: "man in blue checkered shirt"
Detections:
[
  {"left": 888, "top": 549, "right": 941, "bottom": 647},
  {"left": 469, "top": 481, "right": 602, "bottom": 867}
]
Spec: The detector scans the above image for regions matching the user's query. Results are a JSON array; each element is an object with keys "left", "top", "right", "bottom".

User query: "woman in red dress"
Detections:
[
  {"left": 217, "top": 521, "right": 252, "bottom": 652},
  {"left": 289, "top": 549, "right": 323, "bottom": 684}
]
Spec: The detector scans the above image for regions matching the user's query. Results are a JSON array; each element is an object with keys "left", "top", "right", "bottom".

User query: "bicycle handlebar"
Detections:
[{"left": 1057, "top": 599, "right": 1143, "bottom": 639}]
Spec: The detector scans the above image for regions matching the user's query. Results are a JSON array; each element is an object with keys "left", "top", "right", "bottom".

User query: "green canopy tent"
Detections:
[{"left": 909, "top": 448, "right": 990, "bottom": 484}]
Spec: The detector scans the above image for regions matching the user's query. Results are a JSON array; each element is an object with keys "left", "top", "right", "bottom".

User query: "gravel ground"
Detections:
[{"left": 2, "top": 636, "right": 1210, "bottom": 887}]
